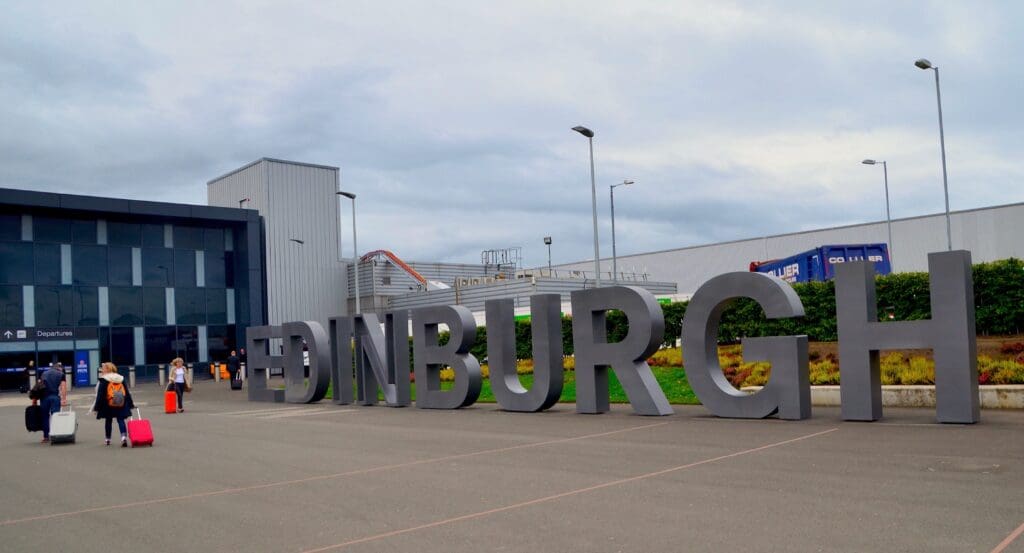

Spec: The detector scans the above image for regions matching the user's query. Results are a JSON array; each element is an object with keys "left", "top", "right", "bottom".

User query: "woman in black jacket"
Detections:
[{"left": 90, "top": 362, "right": 136, "bottom": 447}]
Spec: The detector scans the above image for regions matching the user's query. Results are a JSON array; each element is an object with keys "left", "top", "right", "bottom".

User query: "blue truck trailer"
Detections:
[{"left": 749, "top": 244, "right": 891, "bottom": 283}]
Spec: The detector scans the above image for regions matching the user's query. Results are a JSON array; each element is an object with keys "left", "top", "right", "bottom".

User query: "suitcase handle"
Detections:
[{"left": 134, "top": 408, "right": 143, "bottom": 420}]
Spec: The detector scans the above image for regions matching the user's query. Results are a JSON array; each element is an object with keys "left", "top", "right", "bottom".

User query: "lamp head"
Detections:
[
  {"left": 571, "top": 125, "right": 594, "bottom": 138},
  {"left": 862, "top": 159, "right": 877, "bottom": 165},
  {"left": 623, "top": 179, "right": 635, "bottom": 185},
  {"left": 914, "top": 58, "right": 933, "bottom": 70},
  {"left": 543, "top": 236, "right": 552, "bottom": 245},
  {"left": 289, "top": 238, "right": 305, "bottom": 245},
  {"left": 337, "top": 191, "right": 356, "bottom": 200}
]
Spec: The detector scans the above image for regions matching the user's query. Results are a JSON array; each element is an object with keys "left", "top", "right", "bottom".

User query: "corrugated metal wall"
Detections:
[
  {"left": 554, "top": 203, "right": 1024, "bottom": 295},
  {"left": 208, "top": 159, "right": 349, "bottom": 329}
]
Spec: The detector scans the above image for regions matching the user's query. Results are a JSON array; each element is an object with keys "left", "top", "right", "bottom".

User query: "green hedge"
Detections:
[{"left": 450, "top": 258, "right": 1024, "bottom": 359}]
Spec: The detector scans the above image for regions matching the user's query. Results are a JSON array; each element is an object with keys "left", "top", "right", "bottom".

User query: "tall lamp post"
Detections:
[
  {"left": 543, "top": 236, "right": 552, "bottom": 274},
  {"left": 914, "top": 58, "right": 952, "bottom": 251},
  {"left": 861, "top": 160, "right": 893, "bottom": 267},
  {"left": 609, "top": 179, "right": 634, "bottom": 283},
  {"left": 337, "top": 191, "right": 360, "bottom": 314},
  {"left": 572, "top": 125, "right": 601, "bottom": 287}
]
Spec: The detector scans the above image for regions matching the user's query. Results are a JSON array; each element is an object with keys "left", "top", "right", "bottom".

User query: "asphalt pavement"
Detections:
[{"left": 1, "top": 378, "right": 1023, "bottom": 553}]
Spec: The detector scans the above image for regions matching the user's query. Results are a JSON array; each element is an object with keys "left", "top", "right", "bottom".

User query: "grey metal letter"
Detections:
[
  {"left": 836, "top": 251, "right": 978, "bottom": 423},
  {"left": 570, "top": 286, "right": 671, "bottom": 416},
  {"left": 680, "top": 272, "right": 810, "bottom": 420},
  {"left": 485, "top": 295, "right": 563, "bottom": 412},
  {"left": 412, "top": 305, "right": 482, "bottom": 409},
  {"left": 281, "top": 321, "right": 330, "bottom": 404},
  {"left": 354, "top": 311, "right": 411, "bottom": 407},
  {"left": 329, "top": 316, "right": 354, "bottom": 405},
  {"left": 245, "top": 325, "right": 285, "bottom": 403}
]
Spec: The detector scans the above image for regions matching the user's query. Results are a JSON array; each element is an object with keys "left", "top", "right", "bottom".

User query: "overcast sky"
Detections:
[{"left": 2, "top": 1, "right": 1021, "bottom": 268}]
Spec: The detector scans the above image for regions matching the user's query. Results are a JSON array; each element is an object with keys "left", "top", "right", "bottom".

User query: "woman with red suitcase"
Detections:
[{"left": 90, "top": 362, "right": 135, "bottom": 447}]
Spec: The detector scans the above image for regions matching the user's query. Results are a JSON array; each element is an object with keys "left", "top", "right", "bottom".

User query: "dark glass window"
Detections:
[
  {"left": 204, "top": 251, "right": 226, "bottom": 288},
  {"left": 206, "top": 289, "right": 227, "bottom": 324},
  {"left": 174, "top": 250, "right": 196, "bottom": 288},
  {"left": 142, "top": 248, "right": 174, "bottom": 287},
  {"left": 35, "top": 286, "right": 74, "bottom": 327},
  {"left": 34, "top": 243, "right": 62, "bottom": 285},
  {"left": 204, "top": 228, "right": 225, "bottom": 252},
  {"left": 107, "top": 247, "right": 133, "bottom": 286},
  {"left": 0, "top": 285, "right": 23, "bottom": 326},
  {"left": 33, "top": 217, "right": 71, "bottom": 243},
  {"left": 143, "top": 287, "right": 166, "bottom": 326},
  {"left": 0, "top": 214, "right": 21, "bottom": 241},
  {"left": 144, "top": 326, "right": 176, "bottom": 365},
  {"left": 207, "top": 324, "right": 232, "bottom": 361},
  {"left": 71, "top": 220, "right": 97, "bottom": 244},
  {"left": 176, "top": 326, "right": 199, "bottom": 362},
  {"left": 173, "top": 226, "right": 204, "bottom": 250},
  {"left": 73, "top": 286, "right": 99, "bottom": 326},
  {"left": 0, "top": 242, "right": 33, "bottom": 284},
  {"left": 72, "top": 245, "right": 107, "bottom": 286},
  {"left": 224, "top": 251, "right": 236, "bottom": 287},
  {"left": 109, "top": 287, "right": 143, "bottom": 326},
  {"left": 109, "top": 327, "right": 135, "bottom": 366},
  {"left": 141, "top": 224, "right": 165, "bottom": 247},
  {"left": 175, "top": 288, "right": 205, "bottom": 325},
  {"left": 107, "top": 222, "right": 141, "bottom": 247}
]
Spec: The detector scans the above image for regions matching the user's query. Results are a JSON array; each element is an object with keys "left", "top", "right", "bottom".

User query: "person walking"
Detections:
[
  {"left": 227, "top": 350, "right": 240, "bottom": 381},
  {"left": 90, "top": 363, "right": 135, "bottom": 447},
  {"left": 38, "top": 363, "right": 68, "bottom": 443},
  {"left": 170, "top": 357, "right": 187, "bottom": 413}
]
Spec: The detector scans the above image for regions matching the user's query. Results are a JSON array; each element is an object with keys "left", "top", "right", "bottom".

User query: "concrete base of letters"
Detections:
[{"left": 741, "top": 385, "right": 1024, "bottom": 409}]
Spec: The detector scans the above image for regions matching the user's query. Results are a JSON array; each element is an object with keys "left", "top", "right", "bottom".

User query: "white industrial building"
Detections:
[{"left": 552, "top": 202, "right": 1024, "bottom": 296}]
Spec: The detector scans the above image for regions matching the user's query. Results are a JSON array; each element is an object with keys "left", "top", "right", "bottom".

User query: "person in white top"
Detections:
[{"left": 170, "top": 357, "right": 187, "bottom": 413}]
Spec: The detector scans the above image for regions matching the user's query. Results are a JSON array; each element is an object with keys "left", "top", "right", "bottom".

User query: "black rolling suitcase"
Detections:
[
  {"left": 230, "top": 373, "right": 243, "bottom": 390},
  {"left": 25, "top": 405, "right": 43, "bottom": 432}
]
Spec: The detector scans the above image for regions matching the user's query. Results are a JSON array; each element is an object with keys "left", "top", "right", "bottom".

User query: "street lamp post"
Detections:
[
  {"left": 543, "top": 236, "right": 552, "bottom": 274},
  {"left": 609, "top": 179, "right": 634, "bottom": 283},
  {"left": 572, "top": 125, "right": 601, "bottom": 287},
  {"left": 337, "top": 191, "right": 360, "bottom": 314},
  {"left": 915, "top": 58, "right": 952, "bottom": 251},
  {"left": 238, "top": 197, "right": 251, "bottom": 209},
  {"left": 862, "top": 160, "right": 893, "bottom": 267}
]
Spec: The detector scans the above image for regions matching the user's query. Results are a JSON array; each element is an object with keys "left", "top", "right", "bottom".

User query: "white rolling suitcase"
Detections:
[{"left": 49, "top": 406, "right": 77, "bottom": 444}]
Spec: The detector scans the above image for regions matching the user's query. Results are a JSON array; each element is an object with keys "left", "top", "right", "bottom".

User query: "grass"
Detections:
[{"left": 326, "top": 366, "right": 700, "bottom": 405}]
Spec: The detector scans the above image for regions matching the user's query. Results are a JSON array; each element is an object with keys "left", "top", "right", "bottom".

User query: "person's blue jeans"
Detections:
[
  {"left": 104, "top": 417, "right": 127, "bottom": 440},
  {"left": 40, "top": 395, "right": 60, "bottom": 439}
]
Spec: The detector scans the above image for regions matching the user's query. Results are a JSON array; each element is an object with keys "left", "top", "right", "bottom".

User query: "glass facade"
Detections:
[{"left": 0, "top": 200, "right": 259, "bottom": 390}]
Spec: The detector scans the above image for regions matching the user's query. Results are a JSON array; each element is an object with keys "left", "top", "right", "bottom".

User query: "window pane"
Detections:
[
  {"left": 0, "top": 242, "right": 33, "bottom": 284},
  {"left": 175, "top": 326, "right": 199, "bottom": 362},
  {"left": 141, "top": 224, "right": 165, "bottom": 247},
  {"left": 109, "top": 327, "right": 135, "bottom": 366},
  {"left": 0, "top": 285, "right": 23, "bottom": 326},
  {"left": 143, "top": 287, "right": 166, "bottom": 326},
  {"left": 174, "top": 249, "right": 196, "bottom": 288},
  {"left": 207, "top": 324, "right": 232, "bottom": 362},
  {"left": 34, "top": 243, "right": 62, "bottom": 285},
  {"left": 206, "top": 289, "right": 227, "bottom": 324},
  {"left": 35, "top": 286, "right": 74, "bottom": 327},
  {"left": 71, "top": 220, "right": 97, "bottom": 244},
  {"left": 173, "top": 226, "right": 203, "bottom": 250},
  {"left": 204, "top": 228, "right": 225, "bottom": 252},
  {"left": 33, "top": 217, "right": 71, "bottom": 243},
  {"left": 175, "top": 288, "right": 205, "bottom": 325},
  {"left": 0, "top": 214, "right": 21, "bottom": 241},
  {"left": 73, "top": 286, "right": 99, "bottom": 326},
  {"left": 144, "top": 326, "right": 176, "bottom": 365},
  {"left": 224, "top": 251, "right": 235, "bottom": 287},
  {"left": 142, "top": 248, "right": 174, "bottom": 287},
  {"left": 107, "top": 222, "right": 141, "bottom": 247},
  {"left": 107, "top": 247, "right": 133, "bottom": 286},
  {"left": 72, "top": 245, "right": 107, "bottom": 285},
  {"left": 204, "top": 251, "right": 226, "bottom": 288},
  {"left": 109, "top": 287, "right": 143, "bottom": 326}
]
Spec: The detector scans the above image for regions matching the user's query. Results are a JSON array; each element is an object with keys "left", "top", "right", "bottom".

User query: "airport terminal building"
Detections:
[{"left": 0, "top": 188, "right": 266, "bottom": 390}]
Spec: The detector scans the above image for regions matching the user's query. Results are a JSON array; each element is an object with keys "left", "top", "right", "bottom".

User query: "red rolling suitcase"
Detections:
[
  {"left": 164, "top": 390, "right": 177, "bottom": 413},
  {"left": 126, "top": 408, "right": 154, "bottom": 447}
]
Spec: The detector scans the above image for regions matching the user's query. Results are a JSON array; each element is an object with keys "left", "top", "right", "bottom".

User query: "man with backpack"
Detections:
[
  {"left": 38, "top": 363, "right": 67, "bottom": 443},
  {"left": 90, "top": 363, "right": 135, "bottom": 447}
]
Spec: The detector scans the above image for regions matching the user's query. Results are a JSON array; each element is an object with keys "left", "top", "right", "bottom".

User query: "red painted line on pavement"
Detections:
[
  {"left": 991, "top": 520, "right": 1024, "bottom": 553},
  {"left": 0, "top": 421, "right": 669, "bottom": 526},
  {"left": 299, "top": 427, "right": 840, "bottom": 552}
]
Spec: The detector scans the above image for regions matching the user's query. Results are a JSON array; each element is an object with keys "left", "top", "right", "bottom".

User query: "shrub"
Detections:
[{"left": 808, "top": 358, "right": 839, "bottom": 385}]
